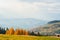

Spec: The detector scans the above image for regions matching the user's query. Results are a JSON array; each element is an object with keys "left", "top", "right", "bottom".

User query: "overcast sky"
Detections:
[{"left": 0, "top": 0, "right": 60, "bottom": 21}]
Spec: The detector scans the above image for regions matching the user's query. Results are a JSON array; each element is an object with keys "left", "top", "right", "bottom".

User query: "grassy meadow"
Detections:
[{"left": 0, "top": 34, "right": 60, "bottom": 40}]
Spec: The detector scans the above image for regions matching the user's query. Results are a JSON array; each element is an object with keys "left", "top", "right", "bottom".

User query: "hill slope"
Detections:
[{"left": 32, "top": 20, "right": 60, "bottom": 35}]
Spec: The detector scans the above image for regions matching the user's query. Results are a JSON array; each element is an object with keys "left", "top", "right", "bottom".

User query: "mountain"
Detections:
[
  {"left": 48, "top": 20, "right": 60, "bottom": 24},
  {"left": 31, "top": 20, "right": 60, "bottom": 35},
  {"left": 0, "top": 18, "right": 46, "bottom": 30}
]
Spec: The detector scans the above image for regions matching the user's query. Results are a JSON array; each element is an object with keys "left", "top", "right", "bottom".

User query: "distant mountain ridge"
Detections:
[
  {"left": 48, "top": 20, "right": 60, "bottom": 24},
  {"left": 31, "top": 20, "right": 60, "bottom": 35}
]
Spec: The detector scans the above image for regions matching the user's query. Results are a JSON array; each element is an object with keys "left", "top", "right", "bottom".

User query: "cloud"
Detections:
[
  {"left": 0, "top": 0, "right": 60, "bottom": 21},
  {"left": 0, "top": 0, "right": 47, "bottom": 19},
  {"left": 48, "top": 3, "right": 60, "bottom": 13},
  {"left": 20, "top": 0, "right": 60, "bottom": 2}
]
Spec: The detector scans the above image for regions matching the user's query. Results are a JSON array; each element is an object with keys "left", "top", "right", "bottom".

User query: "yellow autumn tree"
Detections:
[
  {"left": 22, "top": 30, "right": 26, "bottom": 35},
  {"left": 25, "top": 31, "right": 29, "bottom": 35},
  {"left": 6, "top": 30, "right": 10, "bottom": 35},
  {"left": 9, "top": 27, "right": 15, "bottom": 35},
  {"left": 23, "top": 30, "right": 29, "bottom": 35},
  {"left": 20, "top": 29, "right": 23, "bottom": 35},
  {"left": 6, "top": 27, "right": 14, "bottom": 35},
  {"left": 14, "top": 29, "right": 20, "bottom": 35},
  {"left": 21, "top": 30, "right": 29, "bottom": 35}
]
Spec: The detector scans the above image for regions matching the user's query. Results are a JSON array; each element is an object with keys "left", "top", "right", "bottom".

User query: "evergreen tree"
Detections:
[
  {"left": 37, "top": 32, "right": 40, "bottom": 36},
  {"left": 30, "top": 31, "right": 35, "bottom": 35}
]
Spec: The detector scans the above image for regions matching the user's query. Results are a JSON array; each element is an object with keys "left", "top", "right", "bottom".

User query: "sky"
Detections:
[{"left": 0, "top": 0, "right": 60, "bottom": 21}]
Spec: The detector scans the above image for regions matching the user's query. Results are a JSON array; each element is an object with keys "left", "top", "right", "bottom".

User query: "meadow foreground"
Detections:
[{"left": 0, "top": 34, "right": 60, "bottom": 40}]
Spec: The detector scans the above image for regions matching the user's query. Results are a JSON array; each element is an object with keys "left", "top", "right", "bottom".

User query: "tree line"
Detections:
[{"left": 0, "top": 27, "right": 40, "bottom": 36}]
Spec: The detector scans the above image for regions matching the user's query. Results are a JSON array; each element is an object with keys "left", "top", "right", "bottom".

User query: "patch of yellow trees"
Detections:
[{"left": 6, "top": 28, "right": 29, "bottom": 35}]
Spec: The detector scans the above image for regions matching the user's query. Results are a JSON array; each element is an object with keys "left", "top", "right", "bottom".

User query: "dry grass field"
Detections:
[{"left": 0, "top": 34, "right": 60, "bottom": 40}]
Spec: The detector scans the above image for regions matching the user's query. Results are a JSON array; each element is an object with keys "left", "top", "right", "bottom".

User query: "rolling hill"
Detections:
[{"left": 31, "top": 20, "right": 60, "bottom": 35}]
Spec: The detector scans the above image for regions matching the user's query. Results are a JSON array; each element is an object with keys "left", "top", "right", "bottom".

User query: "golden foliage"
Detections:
[
  {"left": 14, "top": 29, "right": 20, "bottom": 35},
  {"left": 6, "top": 28, "right": 29, "bottom": 35},
  {"left": 9, "top": 28, "right": 15, "bottom": 35},
  {"left": 6, "top": 27, "right": 14, "bottom": 35},
  {"left": 6, "top": 30, "right": 10, "bottom": 35}
]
